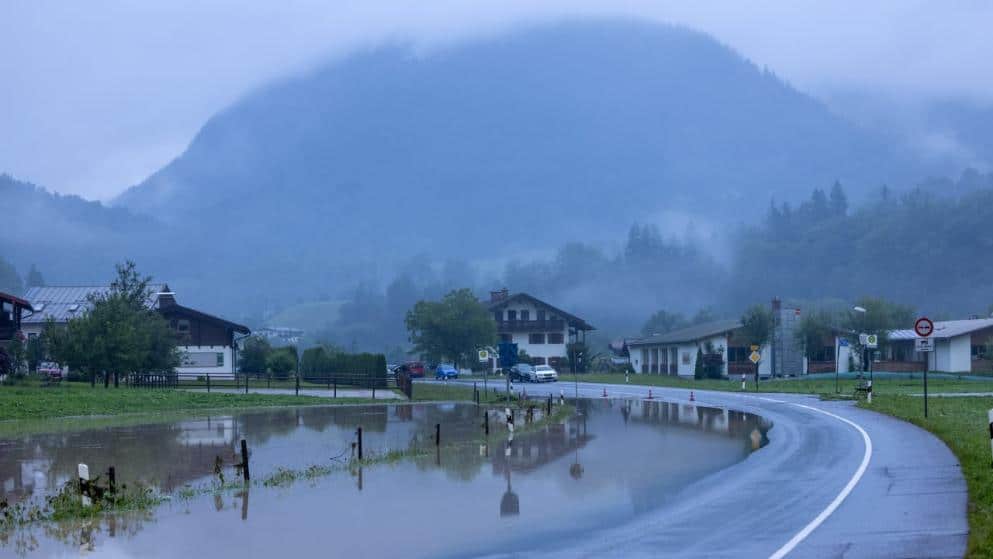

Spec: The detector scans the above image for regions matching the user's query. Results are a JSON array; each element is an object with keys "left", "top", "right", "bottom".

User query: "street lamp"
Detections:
[{"left": 852, "top": 306, "right": 869, "bottom": 380}]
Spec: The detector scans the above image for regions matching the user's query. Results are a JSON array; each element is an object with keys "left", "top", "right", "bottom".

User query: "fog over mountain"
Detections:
[{"left": 2, "top": 19, "right": 986, "bottom": 345}]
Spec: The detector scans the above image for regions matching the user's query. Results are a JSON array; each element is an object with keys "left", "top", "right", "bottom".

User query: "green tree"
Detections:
[
  {"left": 45, "top": 261, "right": 179, "bottom": 386},
  {"left": 0, "top": 257, "right": 23, "bottom": 295},
  {"left": 25, "top": 334, "right": 45, "bottom": 372},
  {"left": 266, "top": 348, "right": 297, "bottom": 380},
  {"left": 795, "top": 309, "right": 836, "bottom": 360},
  {"left": 405, "top": 288, "right": 496, "bottom": 367},
  {"left": 25, "top": 264, "right": 45, "bottom": 288},
  {"left": 5, "top": 335, "right": 27, "bottom": 378},
  {"left": 239, "top": 336, "right": 272, "bottom": 374},
  {"left": 641, "top": 310, "right": 687, "bottom": 336},
  {"left": 740, "top": 305, "right": 774, "bottom": 348},
  {"left": 844, "top": 297, "right": 915, "bottom": 340}
]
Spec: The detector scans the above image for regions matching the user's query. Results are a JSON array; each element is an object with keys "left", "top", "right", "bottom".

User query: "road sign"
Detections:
[
  {"left": 860, "top": 334, "right": 878, "bottom": 348},
  {"left": 750, "top": 344, "right": 759, "bottom": 351},
  {"left": 915, "top": 317, "right": 934, "bottom": 338},
  {"left": 749, "top": 351, "right": 761, "bottom": 364},
  {"left": 915, "top": 337, "right": 934, "bottom": 352},
  {"left": 478, "top": 349, "right": 489, "bottom": 362},
  {"left": 839, "top": 338, "right": 850, "bottom": 347}
]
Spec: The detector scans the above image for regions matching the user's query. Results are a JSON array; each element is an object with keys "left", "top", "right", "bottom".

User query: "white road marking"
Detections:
[{"left": 768, "top": 402, "right": 873, "bottom": 559}]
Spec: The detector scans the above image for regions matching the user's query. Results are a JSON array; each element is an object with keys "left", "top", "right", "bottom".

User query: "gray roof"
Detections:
[
  {"left": 23, "top": 284, "right": 168, "bottom": 324},
  {"left": 888, "top": 318, "right": 993, "bottom": 341},
  {"left": 628, "top": 319, "right": 742, "bottom": 346}
]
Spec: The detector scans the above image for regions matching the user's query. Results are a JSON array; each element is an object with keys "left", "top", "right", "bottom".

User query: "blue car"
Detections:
[{"left": 435, "top": 364, "right": 459, "bottom": 380}]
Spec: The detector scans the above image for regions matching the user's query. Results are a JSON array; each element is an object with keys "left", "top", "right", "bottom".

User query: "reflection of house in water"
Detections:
[
  {"left": 626, "top": 400, "right": 770, "bottom": 445},
  {"left": 176, "top": 417, "right": 236, "bottom": 447}
]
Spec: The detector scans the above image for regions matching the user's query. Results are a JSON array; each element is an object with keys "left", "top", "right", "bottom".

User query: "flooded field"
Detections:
[{"left": 0, "top": 400, "right": 769, "bottom": 558}]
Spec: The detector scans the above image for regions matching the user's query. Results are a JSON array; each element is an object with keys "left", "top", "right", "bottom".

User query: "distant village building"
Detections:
[
  {"left": 488, "top": 289, "right": 594, "bottom": 369},
  {"left": 626, "top": 299, "right": 845, "bottom": 378},
  {"left": 880, "top": 318, "right": 993, "bottom": 373},
  {"left": 257, "top": 326, "right": 305, "bottom": 345},
  {"left": 23, "top": 285, "right": 250, "bottom": 377}
]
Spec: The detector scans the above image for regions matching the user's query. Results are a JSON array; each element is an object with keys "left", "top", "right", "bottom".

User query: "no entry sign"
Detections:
[{"left": 915, "top": 317, "right": 934, "bottom": 338}]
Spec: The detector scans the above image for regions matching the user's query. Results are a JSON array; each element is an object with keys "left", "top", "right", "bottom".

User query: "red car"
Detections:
[{"left": 396, "top": 361, "right": 425, "bottom": 378}]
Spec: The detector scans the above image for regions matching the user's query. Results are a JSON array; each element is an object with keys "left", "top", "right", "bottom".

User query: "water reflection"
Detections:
[{"left": 2, "top": 399, "right": 769, "bottom": 558}]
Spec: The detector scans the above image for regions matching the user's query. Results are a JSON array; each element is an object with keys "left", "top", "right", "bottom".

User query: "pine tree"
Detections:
[
  {"left": 829, "top": 181, "right": 848, "bottom": 216},
  {"left": 26, "top": 264, "right": 45, "bottom": 288}
]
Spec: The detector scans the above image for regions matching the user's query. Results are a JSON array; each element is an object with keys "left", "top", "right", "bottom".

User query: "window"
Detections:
[
  {"left": 973, "top": 345, "right": 987, "bottom": 359},
  {"left": 536, "top": 309, "right": 546, "bottom": 321},
  {"left": 547, "top": 332, "right": 564, "bottom": 344},
  {"left": 171, "top": 318, "right": 192, "bottom": 341},
  {"left": 529, "top": 333, "right": 545, "bottom": 344},
  {"left": 507, "top": 310, "right": 517, "bottom": 321},
  {"left": 500, "top": 333, "right": 512, "bottom": 342},
  {"left": 520, "top": 310, "right": 530, "bottom": 321}
]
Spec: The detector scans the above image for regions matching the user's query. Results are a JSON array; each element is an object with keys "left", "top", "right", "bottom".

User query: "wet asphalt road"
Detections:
[{"left": 431, "top": 379, "right": 968, "bottom": 558}]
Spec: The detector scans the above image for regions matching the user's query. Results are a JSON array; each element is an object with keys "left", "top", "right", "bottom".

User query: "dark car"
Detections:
[{"left": 508, "top": 363, "right": 535, "bottom": 383}]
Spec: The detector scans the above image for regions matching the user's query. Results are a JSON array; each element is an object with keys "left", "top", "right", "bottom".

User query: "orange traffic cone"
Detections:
[
  {"left": 689, "top": 391, "right": 695, "bottom": 402},
  {"left": 602, "top": 387, "right": 608, "bottom": 398}
]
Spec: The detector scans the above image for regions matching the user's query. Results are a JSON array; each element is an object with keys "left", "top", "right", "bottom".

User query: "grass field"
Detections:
[
  {"left": 561, "top": 372, "right": 993, "bottom": 397},
  {"left": 864, "top": 396, "right": 993, "bottom": 558}
]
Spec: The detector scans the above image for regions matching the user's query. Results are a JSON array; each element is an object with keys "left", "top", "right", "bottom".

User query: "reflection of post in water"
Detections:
[
  {"left": 214, "top": 493, "right": 224, "bottom": 512},
  {"left": 357, "top": 467, "right": 363, "bottom": 491},
  {"left": 621, "top": 400, "right": 632, "bottom": 424},
  {"left": 500, "top": 432, "right": 519, "bottom": 517},
  {"left": 236, "top": 487, "right": 249, "bottom": 520}
]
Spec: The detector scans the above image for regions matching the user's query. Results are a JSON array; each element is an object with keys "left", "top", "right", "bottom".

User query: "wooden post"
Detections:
[
  {"left": 435, "top": 423, "right": 441, "bottom": 447},
  {"left": 207, "top": 374, "right": 211, "bottom": 393},
  {"left": 108, "top": 466, "right": 116, "bottom": 495},
  {"left": 334, "top": 380, "right": 337, "bottom": 398},
  {"left": 295, "top": 374, "right": 300, "bottom": 396},
  {"left": 484, "top": 411, "right": 489, "bottom": 435},
  {"left": 267, "top": 374, "right": 271, "bottom": 389},
  {"left": 356, "top": 427, "right": 363, "bottom": 460},
  {"left": 240, "top": 439, "right": 250, "bottom": 482},
  {"left": 244, "top": 373, "right": 249, "bottom": 394}
]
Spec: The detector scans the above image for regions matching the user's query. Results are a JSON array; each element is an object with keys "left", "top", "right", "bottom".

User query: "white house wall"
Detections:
[
  {"left": 176, "top": 345, "right": 235, "bottom": 378},
  {"left": 948, "top": 335, "right": 972, "bottom": 372},
  {"left": 495, "top": 300, "right": 571, "bottom": 362}
]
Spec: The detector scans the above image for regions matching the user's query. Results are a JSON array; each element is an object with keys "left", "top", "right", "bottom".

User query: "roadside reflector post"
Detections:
[
  {"left": 867, "top": 380, "right": 873, "bottom": 404},
  {"left": 239, "top": 439, "right": 251, "bottom": 482},
  {"left": 741, "top": 374, "right": 746, "bottom": 391},
  {"left": 988, "top": 409, "right": 993, "bottom": 468},
  {"left": 78, "top": 463, "right": 91, "bottom": 507}
]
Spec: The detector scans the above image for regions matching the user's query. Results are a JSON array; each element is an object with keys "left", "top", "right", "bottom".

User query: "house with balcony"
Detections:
[
  {"left": 23, "top": 285, "right": 250, "bottom": 377},
  {"left": 0, "top": 291, "right": 33, "bottom": 345},
  {"left": 488, "top": 289, "right": 594, "bottom": 369}
]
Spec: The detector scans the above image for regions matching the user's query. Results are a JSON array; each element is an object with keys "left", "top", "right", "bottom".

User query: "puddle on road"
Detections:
[{"left": 0, "top": 399, "right": 769, "bottom": 558}]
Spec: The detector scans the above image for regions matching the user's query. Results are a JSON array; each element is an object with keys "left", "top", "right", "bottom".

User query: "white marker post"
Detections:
[
  {"left": 988, "top": 409, "right": 993, "bottom": 468},
  {"left": 866, "top": 380, "right": 872, "bottom": 404},
  {"left": 78, "top": 463, "right": 91, "bottom": 507}
]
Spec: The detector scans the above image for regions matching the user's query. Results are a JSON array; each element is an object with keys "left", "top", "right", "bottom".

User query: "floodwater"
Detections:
[{"left": 0, "top": 400, "right": 769, "bottom": 558}]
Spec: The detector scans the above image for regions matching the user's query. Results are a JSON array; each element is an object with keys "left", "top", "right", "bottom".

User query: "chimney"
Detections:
[
  {"left": 157, "top": 291, "right": 177, "bottom": 307},
  {"left": 490, "top": 288, "right": 509, "bottom": 303}
]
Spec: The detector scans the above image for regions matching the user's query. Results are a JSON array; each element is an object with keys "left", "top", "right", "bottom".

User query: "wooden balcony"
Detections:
[{"left": 496, "top": 319, "right": 566, "bottom": 333}]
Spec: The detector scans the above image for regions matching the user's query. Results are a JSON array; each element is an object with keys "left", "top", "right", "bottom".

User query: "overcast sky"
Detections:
[{"left": 3, "top": 1, "right": 991, "bottom": 200}]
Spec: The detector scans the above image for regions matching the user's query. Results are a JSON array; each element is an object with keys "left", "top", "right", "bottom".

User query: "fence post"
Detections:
[
  {"left": 436, "top": 423, "right": 441, "bottom": 447},
  {"left": 484, "top": 411, "right": 489, "bottom": 435},
  {"left": 334, "top": 380, "right": 337, "bottom": 399},
  {"left": 239, "top": 439, "right": 250, "bottom": 482},
  {"left": 372, "top": 376, "right": 376, "bottom": 400},
  {"left": 547, "top": 394, "right": 552, "bottom": 416},
  {"left": 207, "top": 374, "right": 211, "bottom": 393},
  {"left": 245, "top": 373, "right": 249, "bottom": 394},
  {"left": 988, "top": 408, "right": 993, "bottom": 468},
  {"left": 356, "top": 427, "right": 363, "bottom": 460},
  {"left": 267, "top": 374, "right": 271, "bottom": 389},
  {"left": 108, "top": 466, "right": 116, "bottom": 495}
]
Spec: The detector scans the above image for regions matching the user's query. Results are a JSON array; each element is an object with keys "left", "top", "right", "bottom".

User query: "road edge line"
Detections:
[{"left": 768, "top": 402, "right": 873, "bottom": 559}]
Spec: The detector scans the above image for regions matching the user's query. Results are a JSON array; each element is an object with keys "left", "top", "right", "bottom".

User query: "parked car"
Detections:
[
  {"left": 435, "top": 363, "right": 459, "bottom": 380},
  {"left": 533, "top": 364, "right": 558, "bottom": 382},
  {"left": 509, "top": 363, "right": 536, "bottom": 382}
]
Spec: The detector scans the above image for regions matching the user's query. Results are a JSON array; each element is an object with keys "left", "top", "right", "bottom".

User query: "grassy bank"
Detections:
[
  {"left": 562, "top": 372, "right": 993, "bottom": 397},
  {"left": 864, "top": 396, "right": 993, "bottom": 558},
  {"left": 0, "top": 383, "right": 382, "bottom": 422}
]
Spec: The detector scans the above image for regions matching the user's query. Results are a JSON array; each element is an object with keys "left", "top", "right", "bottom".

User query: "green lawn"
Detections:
[
  {"left": 563, "top": 373, "right": 993, "bottom": 397},
  {"left": 864, "top": 396, "right": 993, "bottom": 558}
]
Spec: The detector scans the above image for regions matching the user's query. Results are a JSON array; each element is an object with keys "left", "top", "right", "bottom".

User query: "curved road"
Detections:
[{"left": 446, "top": 380, "right": 968, "bottom": 558}]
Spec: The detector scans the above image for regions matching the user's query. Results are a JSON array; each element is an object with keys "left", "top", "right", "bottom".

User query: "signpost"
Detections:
[
  {"left": 915, "top": 317, "right": 934, "bottom": 417},
  {"left": 749, "top": 347, "right": 761, "bottom": 390},
  {"left": 479, "top": 349, "right": 490, "bottom": 398}
]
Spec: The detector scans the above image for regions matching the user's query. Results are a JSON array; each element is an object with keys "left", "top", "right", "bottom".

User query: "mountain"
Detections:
[
  {"left": 117, "top": 20, "right": 925, "bottom": 258},
  {"left": 0, "top": 174, "right": 160, "bottom": 285}
]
